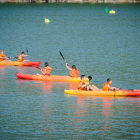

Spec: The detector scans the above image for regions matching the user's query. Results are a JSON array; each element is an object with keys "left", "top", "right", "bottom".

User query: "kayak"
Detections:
[
  {"left": 0, "top": 61, "right": 41, "bottom": 67},
  {"left": 64, "top": 90, "right": 140, "bottom": 97},
  {"left": 15, "top": 73, "right": 89, "bottom": 82}
]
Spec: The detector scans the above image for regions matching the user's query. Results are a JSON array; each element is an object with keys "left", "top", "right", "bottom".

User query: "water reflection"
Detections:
[
  {"left": 0, "top": 66, "right": 6, "bottom": 92},
  {"left": 63, "top": 94, "right": 140, "bottom": 139},
  {"left": 101, "top": 97, "right": 113, "bottom": 137},
  {"left": 38, "top": 81, "right": 77, "bottom": 94},
  {"left": 16, "top": 78, "right": 78, "bottom": 95},
  {"left": 0, "top": 65, "right": 6, "bottom": 76},
  {"left": 17, "top": 66, "right": 40, "bottom": 74},
  {"left": 72, "top": 96, "right": 87, "bottom": 124}
]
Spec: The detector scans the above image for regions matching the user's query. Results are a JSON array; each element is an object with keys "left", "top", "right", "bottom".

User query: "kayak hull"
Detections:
[
  {"left": 64, "top": 90, "right": 140, "bottom": 97},
  {"left": 15, "top": 73, "right": 89, "bottom": 82},
  {"left": 0, "top": 61, "right": 41, "bottom": 67}
]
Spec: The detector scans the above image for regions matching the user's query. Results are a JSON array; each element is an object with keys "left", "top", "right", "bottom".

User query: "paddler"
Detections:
[
  {"left": 78, "top": 75, "right": 101, "bottom": 91},
  {"left": 18, "top": 52, "right": 28, "bottom": 62},
  {"left": 38, "top": 62, "right": 52, "bottom": 76},
  {"left": 0, "top": 50, "right": 10, "bottom": 62},
  {"left": 66, "top": 63, "right": 80, "bottom": 78},
  {"left": 103, "top": 78, "right": 118, "bottom": 91},
  {"left": 87, "top": 76, "right": 101, "bottom": 91}
]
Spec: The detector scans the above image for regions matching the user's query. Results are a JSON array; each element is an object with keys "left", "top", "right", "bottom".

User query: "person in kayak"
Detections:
[
  {"left": 0, "top": 50, "right": 10, "bottom": 62},
  {"left": 87, "top": 76, "right": 101, "bottom": 91},
  {"left": 18, "top": 52, "right": 28, "bottom": 62},
  {"left": 38, "top": 62, "right": 52, "bottom": 76},
  {"left": 78, "top": 75, "right": 100, "bottom": 91},
  {"left": 103, "top": 78, "right": 118, "bottom": 91},
  {"left": 66, "top": 63, "right": 80, "bottom": 78}
]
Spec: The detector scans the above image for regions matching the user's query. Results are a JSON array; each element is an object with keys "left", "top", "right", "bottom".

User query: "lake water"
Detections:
[{"left": 0, "top": 3, "right": 140, "bottom": 139}]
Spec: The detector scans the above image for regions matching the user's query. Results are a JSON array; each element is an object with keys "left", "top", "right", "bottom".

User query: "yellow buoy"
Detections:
[
  {"left": 109, "top": 10, "right": 115, "bottom": 14},
  {"left": 45, "top": 18, "right": 51, "bottom": 23}
]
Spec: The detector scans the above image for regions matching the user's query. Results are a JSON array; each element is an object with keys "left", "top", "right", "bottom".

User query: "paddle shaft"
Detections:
[
  {"left": 8, "top": 57, "right": 18, "bottom": 59},
  {"left": 26, "top": 48, "right": 29, "bottom": 61},
  {"left": 59, "top": 51, "right": 67, "bottom": 64},
  {"left": 2, "top": 57, "right": 17, "bottom": 59}
]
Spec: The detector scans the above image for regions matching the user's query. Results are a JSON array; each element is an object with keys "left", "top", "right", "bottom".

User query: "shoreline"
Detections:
[{"left": 0, "top": 0, "right": 140, "bottom": 4}]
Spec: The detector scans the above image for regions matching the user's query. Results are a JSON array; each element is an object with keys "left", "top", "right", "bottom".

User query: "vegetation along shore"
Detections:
[{"left": 0, "top": 0, "right": 140, "bottom": 3}]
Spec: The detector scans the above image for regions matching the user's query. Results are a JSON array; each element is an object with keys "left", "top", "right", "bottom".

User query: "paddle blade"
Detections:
[
  {"left": 32, "top": 65, "right": 41, "bottom": 70},
  {"left": 26, "top": 48, "right": 28, "bottom": 55},
  {"left": 59, "top": 51, "right": 64, "bottom": 59},
  {"left": 35, "top": 66, "right": 41, "bottom": 69}
]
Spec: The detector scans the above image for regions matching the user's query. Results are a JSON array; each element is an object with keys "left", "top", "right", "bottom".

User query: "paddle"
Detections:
[
  {"left": 35, "top": 66, "right": 41, "bottom": 70},
  {"left": 34, "top": 66, "right": 44, "bottom": 75},
  {"left": 31, "top": 65, "right": 42, "bottom": 70},
  {"left": 59, "top": 51, "right": 68, "bottom": 64},
  {"left": 7, "top": 57, "right": 18, "bottom": 59},
  {"left": 26, "top": 48, "right": 29, "bottom": 61}
]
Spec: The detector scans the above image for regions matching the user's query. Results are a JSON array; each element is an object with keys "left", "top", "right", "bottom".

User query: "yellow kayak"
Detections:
[
  {"left": 0, "top": 61, "right": 41, "bottom": 67},
  {"left": 64, "top": 90, "right": 140, "bottom": 97}
]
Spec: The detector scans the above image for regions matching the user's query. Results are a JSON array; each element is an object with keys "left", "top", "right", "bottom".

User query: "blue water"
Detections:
[{"left": 0, "top": 3, "right": 140, "bottom": 139}]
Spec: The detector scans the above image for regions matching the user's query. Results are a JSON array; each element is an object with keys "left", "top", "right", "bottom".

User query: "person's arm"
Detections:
[
  {"left": 77, "top": 82, "right": 82, "bottom": 89},
  {"left": 110, "top": 87, "right": 118, "bottom": 91},
  {"left": 78, "top": 82, "right": 88, "bottom": 88},
  {"left": 23, "top": 60, "right": 29, "bottom": 62},
  {"left": 41, "top": 68, "right": 46, "bottom": 76},
  {"left": 105, "top": 84, "right": 111, "bottom": 90},
  {"left": 36, "top": 67, "right": 45, "bottom": 76},
  {"left": 66, "top": 63, "right": 72, "bottom": 71},
  {"left": 84, "top": 82, "right": 90, "bottom": 87},
  {"left": 6, "top": 56, "right": 11, "bottom": 60},
  {"left": 0, "top": 55, "right": 10, "bottom": 60},
  {"left": 23, "top": 55, "right": 29, "bottom": 61}
]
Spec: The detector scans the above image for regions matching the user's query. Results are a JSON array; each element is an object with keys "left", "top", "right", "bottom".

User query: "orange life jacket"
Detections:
[
  {"left": 18, "top": 55, "right": 24, "bottom": 62},
  {"left": 103, "top": 82, "right": 111, "bottom": 91},
  {"left": 70, "top": 69, "right": 79, "bottom": 78},
  {"left": 77, "top": 81, "right": 85, "bottom": 90},
  {"left": 43, "top": 66, "right": 52, "bottom": 76},
  {"left": 0, "top": 54, "right": 5, "bottom": 62}
]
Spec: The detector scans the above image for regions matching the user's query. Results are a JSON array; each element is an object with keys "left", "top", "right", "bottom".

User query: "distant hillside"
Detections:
[{"left": 0, "top": 0, "right": 140, "bottom": 4}]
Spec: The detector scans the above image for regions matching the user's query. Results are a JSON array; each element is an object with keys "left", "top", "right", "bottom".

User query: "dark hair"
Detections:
[
  {"left": 21, "top": 52, "right": 24, "bottom": 54},
  {"left": 81, "top": 75, "right": 85, "bottom": 80},
  {"left": 72, "top": 65, "right": 76, "bottom": 69},
  {"left": 107, "top": 78, "right": 112, "bottom": 82},
  {"left": 88, "top": 76, "right": 92, "bottom": 81},
  {"left": 45, "top": 62, "right": 49, "bottom": 67}
]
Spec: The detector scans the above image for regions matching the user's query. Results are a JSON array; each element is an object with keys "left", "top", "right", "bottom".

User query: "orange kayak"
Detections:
[
  {"left": 15, "top": 73, "right": 89, "bottom": 82},
  {"left": 64, "top": 89, "right": 140, "bottom": 97},
  {"left": 0, "top": 61, "right": 41, "bottom": 67}
]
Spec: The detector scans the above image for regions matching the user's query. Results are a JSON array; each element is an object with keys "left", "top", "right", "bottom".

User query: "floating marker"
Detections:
[
  {"left": 109, "top": 10, "right": 116, "bottom": 14},
  {"left": 45, "top": 18, "right": 51, "bottom": 23},
  {"left": 105, "top": 7, "right": 109, "bottom": 14}
]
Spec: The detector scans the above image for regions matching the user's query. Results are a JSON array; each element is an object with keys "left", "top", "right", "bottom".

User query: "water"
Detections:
[{"left": 0, "top": 3, "right": 140, "bottom": 139}]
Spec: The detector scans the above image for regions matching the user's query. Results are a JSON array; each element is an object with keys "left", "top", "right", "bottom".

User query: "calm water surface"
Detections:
[{"left": 0, "top": 3, "right": 140, "bottom": 139}]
